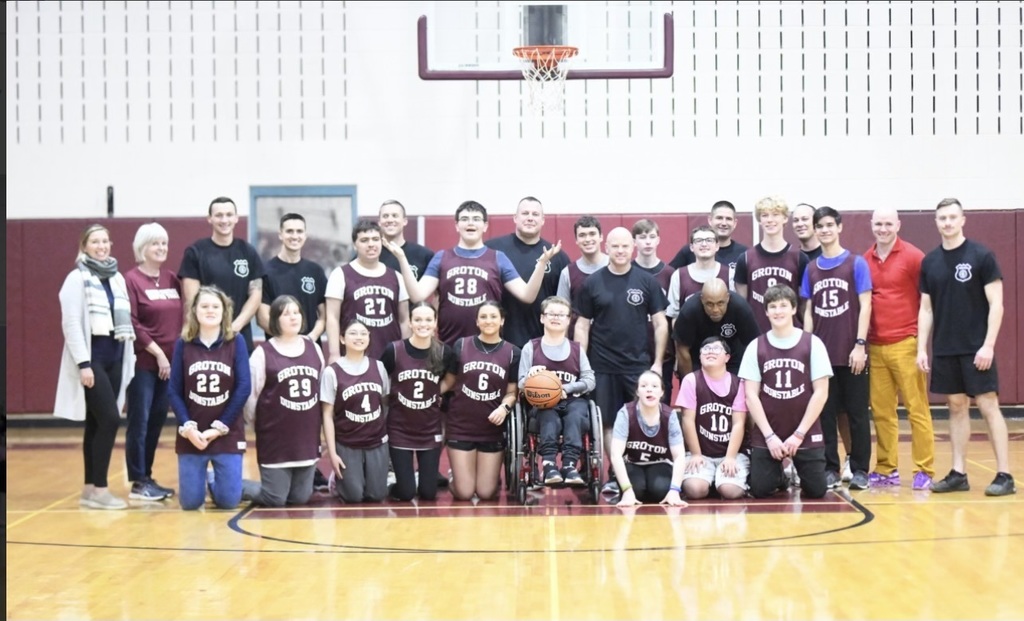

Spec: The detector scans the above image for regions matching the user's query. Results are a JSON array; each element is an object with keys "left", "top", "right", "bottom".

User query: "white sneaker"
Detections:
[
  {"left": 841, "top": 456, "right": 853, "bottom": 483},
  {"left": 81, "top": 489, "right": 128, "bottom": 510}
]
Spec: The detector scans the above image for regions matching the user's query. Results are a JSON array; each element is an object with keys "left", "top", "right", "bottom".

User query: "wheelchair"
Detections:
[{"left": 504, "top": 396, "right": 604, "bottom": 504}]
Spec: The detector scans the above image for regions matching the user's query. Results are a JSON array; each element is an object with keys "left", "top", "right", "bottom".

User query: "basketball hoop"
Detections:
[{"left": 512, "top": 45, "right": 579, "bottom": 113}]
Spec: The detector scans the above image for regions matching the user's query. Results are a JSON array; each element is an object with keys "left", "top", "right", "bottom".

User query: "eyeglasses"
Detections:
[
  {"left": 543, "top": 313, "right": 569, "bottom": 319},
  {"left": 458, "top": 216, "right": 485, "bottom": 224},
  {"left": 692, "top": 237, "right": 717, "bottom": 245},
  {"left": 700, "top": 345, "right": 727, "bottom": 355}
]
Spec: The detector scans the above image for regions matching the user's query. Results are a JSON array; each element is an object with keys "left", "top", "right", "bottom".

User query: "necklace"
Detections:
[
  {"left": 140, "top": 267, "right": 160, "bottom": 288},
  {"left": 478, "top": 338, "right": 503, "bottom": 354}
]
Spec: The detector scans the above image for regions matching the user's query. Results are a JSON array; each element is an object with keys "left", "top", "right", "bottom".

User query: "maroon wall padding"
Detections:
[
  {"left": 7, "top": 218, "right": 239, "bottom": 415},
  {"left": 6, "top": 210, "right": 1020, "bottom": 414}
]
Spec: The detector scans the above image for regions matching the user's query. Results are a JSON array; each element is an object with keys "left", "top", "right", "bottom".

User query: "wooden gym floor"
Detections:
[{"left": 6, "top": 418, "right": 1023, "bottom": 620}]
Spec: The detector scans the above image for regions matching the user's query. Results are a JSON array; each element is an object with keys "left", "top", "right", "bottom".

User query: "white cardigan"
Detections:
[{"left": 54, "top": 269, "right": 137, "bottom": 421}]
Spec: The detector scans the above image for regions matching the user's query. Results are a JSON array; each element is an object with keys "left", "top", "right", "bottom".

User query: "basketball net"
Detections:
[{"left": 513, "top": 46, "right": 578, "bottom": 114}]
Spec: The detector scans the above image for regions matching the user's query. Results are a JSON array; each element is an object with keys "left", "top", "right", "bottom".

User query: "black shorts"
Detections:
[
  {"left": 930, "top": 354, "right": 999, "bottom": 397},
  {"left": 592, "top": 371, "right": 642, "bottom": 425},
  {"left": 446, "top": 439, "right": 504, "bottom": 453}
]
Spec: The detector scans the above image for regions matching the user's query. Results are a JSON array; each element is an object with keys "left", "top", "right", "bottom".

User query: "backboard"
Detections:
[{"left": 418, "top": 1, "right": 673, "bottom": 81}]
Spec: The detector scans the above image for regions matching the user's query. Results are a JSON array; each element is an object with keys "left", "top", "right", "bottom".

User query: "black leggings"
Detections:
[
  {"left": 389, "top": 446, "right": 442, "bottom": 502},
  {"left": 625, "top": 462, "right": 673, "bottom": 503},
  {"left": 83, "top": 358, "right": 123, "bottom": 488}
]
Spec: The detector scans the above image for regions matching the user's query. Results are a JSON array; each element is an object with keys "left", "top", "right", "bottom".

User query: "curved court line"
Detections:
[
  {"left": 11, "top": 494, "right": 1017, "bottom": 556},
  {"left": 224, "top": 495, "right": 879, "bottom": 554}
]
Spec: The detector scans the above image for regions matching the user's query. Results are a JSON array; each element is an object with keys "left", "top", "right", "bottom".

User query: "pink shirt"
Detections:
[{"left": 675, "top": 371, "right": 747, "bottom": 412}]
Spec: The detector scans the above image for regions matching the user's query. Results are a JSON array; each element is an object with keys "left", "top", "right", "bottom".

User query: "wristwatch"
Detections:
[
  {"left": 855, "top": 338, "right": 867, "bottom": 346},
  {"left": 502, "top": 403, "right": 514, "bottom": 414}
]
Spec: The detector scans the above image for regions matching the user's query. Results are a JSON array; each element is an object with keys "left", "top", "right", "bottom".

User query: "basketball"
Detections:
[{"left": 523, "top": 370, "right": 563, "bottom": 409}]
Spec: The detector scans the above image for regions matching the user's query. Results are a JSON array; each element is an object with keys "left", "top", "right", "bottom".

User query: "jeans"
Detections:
[
  {"left": 177, "top": 452, "right": 243, "bottom": 510},
  {"left": 537, "top": 398, "right": 591, "bottom": 464},
  {"left": 125, "top": 368, "right": 170, "bottom": 483}
]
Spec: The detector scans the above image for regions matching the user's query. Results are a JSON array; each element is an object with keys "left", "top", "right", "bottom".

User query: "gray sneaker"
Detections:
[
  {"left": 848, "top": 470, "right": 870, "bottom": 490},
  {"left": 81, "top": 489, "right": 128, "bottom": 510},
  {"left": 932, "top": 469, "right": 970, "bottom": 493},
  {"left": 984, "top": 473, "right": 1016, "bottom": 497},
  {"left": 825, "top": 471, "right": 842, "bottom": 489}
]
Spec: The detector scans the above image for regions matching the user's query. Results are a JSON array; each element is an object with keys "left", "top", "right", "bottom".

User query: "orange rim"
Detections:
[{"left": 513, "top": 45, "right": 579, "bottom": 70}]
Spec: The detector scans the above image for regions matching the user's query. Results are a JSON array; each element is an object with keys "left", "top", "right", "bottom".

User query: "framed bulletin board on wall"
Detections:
[{"left": 249, "top": 185, "right": 358, "bottom": 273}]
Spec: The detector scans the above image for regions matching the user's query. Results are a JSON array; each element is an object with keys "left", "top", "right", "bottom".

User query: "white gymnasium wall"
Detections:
[{"left": 6, "top": 1, "right": 1024, "bottom": 220}]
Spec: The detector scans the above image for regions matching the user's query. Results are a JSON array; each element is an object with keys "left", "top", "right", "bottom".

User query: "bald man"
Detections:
[
  {"left": 864, "top": 207, "right": 935, "bottom": 490},
  {"left": 673, "top": 278, "right": 759, "bottom": 377},
  {"left": 575, "top": 227, "right": 668, "bottom": 490}
]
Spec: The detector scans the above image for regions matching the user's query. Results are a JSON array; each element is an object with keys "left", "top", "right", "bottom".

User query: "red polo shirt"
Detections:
[{"left": 864, "top": 237, "right": 925, "bottom": 345}]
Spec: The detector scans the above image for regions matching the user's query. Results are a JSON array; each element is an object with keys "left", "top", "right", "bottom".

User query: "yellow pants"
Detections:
[{"left": 869, "top": 336, "right": 935, "bottom": 477}]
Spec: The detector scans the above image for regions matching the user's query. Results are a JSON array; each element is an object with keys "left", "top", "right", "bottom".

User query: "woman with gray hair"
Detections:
[
  {"left": 55, "top": 224, "right": 136, "bottom": 509},
  {"left": 123, "top": 222, "right": 183, "bottom": 501}
]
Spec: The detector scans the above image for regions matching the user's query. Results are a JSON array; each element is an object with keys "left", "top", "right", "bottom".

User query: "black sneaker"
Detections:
[
  {"left": 313, "top": 469, "right": 331, "bottom": 492},
  {"left": 932, "top": 469, "right": 970, "bottom": 493},
  {"left": 561, "top": 463, "right": 585, "bottom": 487},
  {"left": 148, "top": 478, "right": 176, "bottom": 498},
  {"left": 543, "top": 462, "right": 563, "bottom": 485},
  {"left": 985, "top": 472, "right": 1016, "bottom": 497},
  {"left": 848, "top": 470, "right": 870, "bottom": 490},
  {"left": 129, "top": 481, "right": 169, "bottom": 501}
]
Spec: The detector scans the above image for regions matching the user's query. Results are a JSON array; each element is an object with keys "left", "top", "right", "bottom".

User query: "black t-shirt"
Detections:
[
  {"left": 179, "top": 238, "right": 265, "bottom": 347},
  {"left": 261, "top": 257, "right": 328, "bottom": 336},
  {"left": 380, "top": 241, "right": 434, "bottom": 281},
  {"left": 919, "top": 239, "right": 1003, "bottom": 356},
  {"left": 577, "top": 267, "right": 668, "bottom": 373},
  {"left": 484, "top": 234, "right": 571, "bottom": 348},
  {"left": 672, "top": 291, "right": 759, "bottom": 375}
]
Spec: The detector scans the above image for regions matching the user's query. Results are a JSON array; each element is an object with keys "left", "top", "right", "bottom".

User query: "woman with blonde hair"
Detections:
[
  {"left": 168, "top": 285, "right": 251, "bottom": 510},
  {"left": 55, "top": 224, "right": 137, "bottom": 510},
  {"left": 123, "top": 222, "right": 182, "bottom": 501}
]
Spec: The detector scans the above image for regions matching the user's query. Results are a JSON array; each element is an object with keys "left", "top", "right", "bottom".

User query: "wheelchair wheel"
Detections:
[
  {"left": 504, "top": 405, "right": 520, "bottom": 492},
  {"left": 588, "top": 401, "right": 605, "bottom": 503}
]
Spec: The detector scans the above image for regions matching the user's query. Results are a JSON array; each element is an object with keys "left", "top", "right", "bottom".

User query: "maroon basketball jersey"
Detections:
[
  {"left": 339, "top": 264, "right": 403, "bottom": 360},
  {"left": 744, "top": 245, "right": 804, "bottom": 333},
  {"left": 328, "top": 359, "right": 388, "bottom": 450},
  {"left": 437, "top": 248, "right": 504, "bottom": 344},
  {"left": 447, "top": 337, "right": 517, "bottom": 443},
  {"left": 529, "top": 337, "right": 581, "bottom": 386},
  {"left": 623, "top": 402, "right": 673, "bottom": 464},
  {"left": 387, "top": 341, "right": 444, "bottom": 449},
  {"left": 175, "top": 340, "right": 245, "bottom": 455},
  {"left": 678, "top": 263, "right": 731, "bottom": 303},
  {"left": 693, "top": 370, "right": 748, "bottom": 458},
  {"left": 806, "top": 254, "right": 859, "bottom": 364},
  {"left": 752, "top": 332, "right": 823, "bottom": 449},
  {"left": 253, "top": 338, "right": 322, "bottom": 464}
]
